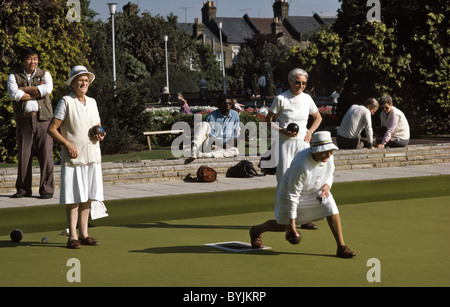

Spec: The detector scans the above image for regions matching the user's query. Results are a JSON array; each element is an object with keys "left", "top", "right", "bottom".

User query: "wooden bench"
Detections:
[{"left": 143, "top": 130, "right": 184, "bottom": 150}]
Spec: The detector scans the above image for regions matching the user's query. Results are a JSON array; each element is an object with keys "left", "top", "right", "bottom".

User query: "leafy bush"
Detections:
[{"left": 89, "top": 74, "right": 151, "bottom": 154}]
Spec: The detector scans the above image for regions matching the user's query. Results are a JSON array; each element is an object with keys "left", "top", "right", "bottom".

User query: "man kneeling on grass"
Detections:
[{"left": 249, "top": 131, "right": 356, "bottom": 258}]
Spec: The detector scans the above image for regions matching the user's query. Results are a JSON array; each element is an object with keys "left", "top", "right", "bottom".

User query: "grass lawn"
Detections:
[{"left": 101, "top": 148, "right": 175, "bottom": 162}]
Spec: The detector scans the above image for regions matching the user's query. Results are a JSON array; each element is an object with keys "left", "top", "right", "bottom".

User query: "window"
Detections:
[{"left": 232, "top": 46, "right": 241, "bottom": 64}]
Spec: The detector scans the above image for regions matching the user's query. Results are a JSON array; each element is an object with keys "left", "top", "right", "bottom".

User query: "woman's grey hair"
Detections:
[
  {"left": 380, "top": 94, "right": 393, "bottom": 106},
  {"left": 288, "top": 68, "right": 308, "bottom": 83}
]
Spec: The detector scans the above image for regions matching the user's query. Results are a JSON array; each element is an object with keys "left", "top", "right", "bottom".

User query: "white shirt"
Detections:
[
  {"left": 337, "top": 104, "right": 374, "bottom": 144},
  {"left": 257, "top": 75, "right": 266, "bottom": 87},
  {"left": 269, "top": 90, "right": 318, "bottom": 139},
  {"left": 7, "top": 69, "right": 53, "bottom": 112},
  {"left": 277, "top": 148, "right": 335, "bottom": 220}
]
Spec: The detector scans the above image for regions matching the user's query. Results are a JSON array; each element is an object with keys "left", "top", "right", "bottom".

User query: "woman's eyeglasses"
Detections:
[{"left": 295, "top": 81, "right": 307, "bottom": 86}]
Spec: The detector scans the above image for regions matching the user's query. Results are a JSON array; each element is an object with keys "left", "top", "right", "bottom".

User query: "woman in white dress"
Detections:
[
  {"left": 48, "top": 66, "right": 105, "bottom": 249},
  {"left": 250, "top": 132, "right": 356, "bottom": 258},
  {"left": 265, "top": 68, "right": 322, "bottom": 229}
]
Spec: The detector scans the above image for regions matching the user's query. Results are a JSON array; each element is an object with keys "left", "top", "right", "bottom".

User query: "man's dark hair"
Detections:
[
  {"left": 218, "top": 93, "right": 233, "bottom": 105},
  {"left": 20, "top": 46, "right": 40, "bottom": 62}
]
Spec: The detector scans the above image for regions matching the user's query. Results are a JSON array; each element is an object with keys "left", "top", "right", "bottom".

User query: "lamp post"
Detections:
[
  {"left": 164, "top": 34, "right": 169, "bottom": 92},
  {"left": 107, "top": 3, "right": 117, "bottom": 90},
  {"left": 218, "top": 22, "right": 226, "bottom": 94}
]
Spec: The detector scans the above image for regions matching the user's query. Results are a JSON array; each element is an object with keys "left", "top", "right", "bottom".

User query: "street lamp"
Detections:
[
  {"left": 218, "top": 22, "right": 226, "bottom": 94},
  {"left": 107, "top": 3, "right": 117, "bottom": 90},
  {"left": 164, "top": 35, "right": 169, "bottom": 92}
]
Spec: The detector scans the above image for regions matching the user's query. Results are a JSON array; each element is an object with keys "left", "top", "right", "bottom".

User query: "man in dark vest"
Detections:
[{"left": 6, "top": 47, "right": 54, "bottom": 199}]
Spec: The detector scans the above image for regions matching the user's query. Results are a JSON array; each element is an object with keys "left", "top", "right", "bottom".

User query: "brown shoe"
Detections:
[
  {"left": 336, "top": 245, "right": 356, "bottom": 258},
  {"left": 249, "top": 226, "right": 263, "bottom": 248},
  {"left": 67, "top": 239, "right": 81, "bottom": 249},
  {"left": 79, "top": 236, "right": 99, "bottom": 246},
  {"left": 300, "top": 222, "right": 318, "bottom": 230}
]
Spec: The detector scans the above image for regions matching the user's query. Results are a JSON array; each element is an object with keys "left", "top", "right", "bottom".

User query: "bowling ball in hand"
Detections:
[
  {"left": 285, "top": 230, "right": 302, "bottom": 245},
  {"left": 286, "top": 123, "right": 299, "bottom": 133},
  {"left": 89, "top": 125, "right": 105, "bottom": 139}
]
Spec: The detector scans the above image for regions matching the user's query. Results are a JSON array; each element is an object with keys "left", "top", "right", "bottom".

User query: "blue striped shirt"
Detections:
[{"left": 205, "top": 109, "right": 240, "bottom": 144}]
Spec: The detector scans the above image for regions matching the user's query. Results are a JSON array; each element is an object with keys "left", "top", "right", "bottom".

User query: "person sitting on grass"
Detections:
[
  {"left": 191, "top": 94, "right": 240, "bottom": 158},
  {"left": 249, "top": 131, "right": 356, "bottom": 258}
]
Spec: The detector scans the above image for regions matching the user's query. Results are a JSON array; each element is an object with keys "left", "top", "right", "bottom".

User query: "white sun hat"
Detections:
[
  {"left": 310, "top": 131, "right": 339, "bottom": 153},
  {"left": 66, "top": 65, "right": 95, "bottom": 86}
]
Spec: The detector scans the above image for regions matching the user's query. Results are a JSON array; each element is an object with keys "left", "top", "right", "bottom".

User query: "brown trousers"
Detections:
[{"left": 15, "top": 116, "right": 54, "bottom": 196}]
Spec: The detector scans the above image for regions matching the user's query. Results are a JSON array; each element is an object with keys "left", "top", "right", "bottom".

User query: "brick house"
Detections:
[{"left": 176, "top": 0, "right": 336, "bottom": 68}]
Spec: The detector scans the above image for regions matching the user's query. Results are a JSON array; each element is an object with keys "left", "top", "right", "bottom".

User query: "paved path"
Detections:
[{"left": 1, "top": 163, "right": 449, "bottom": 209}]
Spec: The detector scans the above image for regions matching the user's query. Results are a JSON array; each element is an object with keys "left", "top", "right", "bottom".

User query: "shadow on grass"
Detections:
[
  {"left": 129, "top": 244, "right": 335, "bottom": 258},
  {"left": 0, "top": 240, "right": 66, "bottom": 248}
]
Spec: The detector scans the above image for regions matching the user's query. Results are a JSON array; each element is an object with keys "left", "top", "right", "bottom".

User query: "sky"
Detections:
[{"left": 90, "top": 0, "right": 341, "bottom": 22}]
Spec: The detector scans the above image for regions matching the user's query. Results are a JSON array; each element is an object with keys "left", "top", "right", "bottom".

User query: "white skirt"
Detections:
[
  {"left": 275, "top": 192, "right": 340, "bottom": 225},
  {"left": 60, "top": 162, "right": 104, "bottom": 205}
]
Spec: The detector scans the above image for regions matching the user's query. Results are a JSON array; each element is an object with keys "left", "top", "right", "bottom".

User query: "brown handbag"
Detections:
[{"left": 196, "top": 165, "right": 217, "bottom": 182}]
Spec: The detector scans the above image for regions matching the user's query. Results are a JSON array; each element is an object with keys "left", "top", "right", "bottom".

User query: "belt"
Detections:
[{"left": 24, "top": 112, "right": 38, "bottom": 117}]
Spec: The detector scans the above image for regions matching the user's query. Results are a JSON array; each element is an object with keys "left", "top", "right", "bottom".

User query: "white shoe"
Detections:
[{"left": 191, "top": 144, "right": 198, "bottom": 159}]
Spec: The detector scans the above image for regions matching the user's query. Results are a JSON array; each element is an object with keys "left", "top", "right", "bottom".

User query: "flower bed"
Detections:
[
  {"left": 318, "top": 105, "right": 339, "bottom": 131},
  {"left": 145, "top": 104, "right": 339, "bottom": 147}
]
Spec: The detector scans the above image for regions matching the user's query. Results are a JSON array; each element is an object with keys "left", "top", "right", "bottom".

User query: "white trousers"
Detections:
[{"left": 192, "top": 122, "right": 238, "bottom": 158}]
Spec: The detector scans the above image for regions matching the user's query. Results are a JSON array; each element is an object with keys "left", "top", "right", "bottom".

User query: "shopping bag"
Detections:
[{"left": 90, "top": 200, "right": 109, "bottom": 220}]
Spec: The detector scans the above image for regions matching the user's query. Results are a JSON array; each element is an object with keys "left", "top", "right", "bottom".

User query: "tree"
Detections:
[
  {"left": 228, "top": 33, "right": 288, "bottom": 96},
  {"left": 83, "top": 8, "right": 224, "bottom": 153},
  {"left": 284, "top": 26, "right": 345, "bottom": 96},
  {"left": 87, "top": 10, "right": 222, "bottom": 102},
  {"left": 333, "top": 0, "right": 449, "bottom": 134},
  {"left": 0, "top": 0, "right": 93, "bottom": 162},
  {"left": 87, "top": 72, "right": 151, "bottom": 154}
]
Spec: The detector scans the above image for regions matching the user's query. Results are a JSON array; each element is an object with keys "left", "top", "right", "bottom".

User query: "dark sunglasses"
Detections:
[{"left": 295, "top": 81, "right": 307, "bottom": 86}]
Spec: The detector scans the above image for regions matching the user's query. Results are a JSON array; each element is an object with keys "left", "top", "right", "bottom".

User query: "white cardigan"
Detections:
[
  {"left": 58, "top": 92, "right": 102, "bottom": 166},
  {"left": 380, "top": 106, "right": 410, "bottom": 140}
]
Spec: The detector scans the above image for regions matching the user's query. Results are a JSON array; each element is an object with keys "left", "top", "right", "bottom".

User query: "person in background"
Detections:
[
  {"left": 377, "top": 95, "right": 410, "bottom": 148},
  {"left": 265, "top": 68, "right": 322, "bottom": 230},
  {"left": 47, "top": 65, "right": 105, "bottom": 249},
  {"left": 177, "top": 93, "right": 192, "bottom": 114},
  {"left": 6, "top": 46, "right": 54, "bottom": 199},
  {"left": 337, "top": 98, "right": 379, "bottom": 149},
  {"left": 257, "top": 74, "right": 267, "bottom": 100},
  {"left": 191, "top": 94, "right": 240, "bottom": 158},
  {"left": 160, "top": 87, "right": 170, "bottom": 106},
  {"left": 231, "top": 99, "right": 244, "bottom": 114}
]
